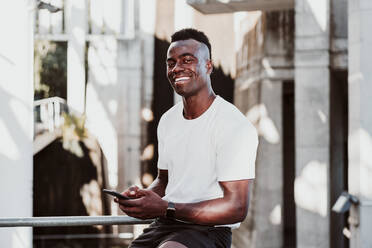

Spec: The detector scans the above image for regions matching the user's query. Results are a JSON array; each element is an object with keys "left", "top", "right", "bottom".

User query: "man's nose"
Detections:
[{"left": 171, "top": 62, "right": 184, "bottom": 73}]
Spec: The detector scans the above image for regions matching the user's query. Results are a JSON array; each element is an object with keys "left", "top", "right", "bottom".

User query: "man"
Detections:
[{"left": 116, "top": 28, "right": 258, "bottom": 248}]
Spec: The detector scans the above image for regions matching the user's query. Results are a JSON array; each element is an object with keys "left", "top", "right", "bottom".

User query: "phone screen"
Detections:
[{"left": 103, "top": 189, "right": 131, "bottom": 200}]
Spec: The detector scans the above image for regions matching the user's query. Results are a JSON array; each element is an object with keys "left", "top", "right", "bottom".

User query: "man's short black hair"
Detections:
[{"left": 171, "top": 28, "right": 212, "bottom": 60}]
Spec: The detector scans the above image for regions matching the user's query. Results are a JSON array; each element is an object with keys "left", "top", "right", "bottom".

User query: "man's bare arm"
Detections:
[
  {"left": 173, "top": 179, "right": 252, "bottom": 225},
  {"left": 117, "top": 179, "right": 253, "bottom": 225}
]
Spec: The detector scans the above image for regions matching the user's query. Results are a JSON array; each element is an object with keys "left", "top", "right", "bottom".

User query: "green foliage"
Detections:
[
  {"left": 61, "top": 113, "right": 87, "bottom": 157},
  {"left": 34, "top": 41, "right": 67, "bottom": 100}
]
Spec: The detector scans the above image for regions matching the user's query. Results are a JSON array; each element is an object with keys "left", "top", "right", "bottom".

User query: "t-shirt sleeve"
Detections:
[
  {"left": 216, "top": 121, "right": 258, "bottom": 181},
  {"left": 157, "top": 116, "right": 168, "bottom": 170}
]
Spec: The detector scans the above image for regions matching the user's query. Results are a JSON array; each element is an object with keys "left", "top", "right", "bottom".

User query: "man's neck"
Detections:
[{"left": 182, "top": 90, "right": 216, "bottom": 120}]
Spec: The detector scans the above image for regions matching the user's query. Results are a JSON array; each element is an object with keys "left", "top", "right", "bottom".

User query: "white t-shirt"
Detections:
[{"left": 157, "top": 96, "right": 258, "bottom": 228}]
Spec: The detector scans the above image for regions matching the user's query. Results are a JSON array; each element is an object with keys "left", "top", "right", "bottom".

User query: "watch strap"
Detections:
[{"left": 166, "top": 201, "right": 176, "bottom": 219}]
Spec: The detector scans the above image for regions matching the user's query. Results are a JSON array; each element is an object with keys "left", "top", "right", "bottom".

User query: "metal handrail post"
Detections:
[{"left": 0, "top": 216, "right": 153, "bottom": 227}]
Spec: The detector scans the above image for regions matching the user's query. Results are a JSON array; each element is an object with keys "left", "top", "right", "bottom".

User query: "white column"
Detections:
[
  {"left": 348, "top": 0, "right": 372, "bottom": 247},
  {"left": 139, "top": 0, "right": 156, "bottom": 114},
  {"left": 295, "top": 0, "right": 331, "bottom": 247},
  {"left": 51, "top": 0, "right": 63, "bottom": 34},
  {"left": 253, "top": 80, "right": 283, "bottom": 247},
  {"left": 0, "top": 0, "right": 34, "bottom": 247},
  {"left": 86, "top": 37, "right": 119, "bottom": 190},
  {"left": 115, "top": 4, "right": 142, "bottom": 234},
  {"left": 173, "top": 0, "right": 194, "bottom": 104},
  {"left": 66, "top": 0, "right": 86, "bottom": 114}
]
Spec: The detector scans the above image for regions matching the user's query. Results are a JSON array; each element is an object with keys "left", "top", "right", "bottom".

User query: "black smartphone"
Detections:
[{"left": 103, "top": 189, "right": 131, "bottom": 200}]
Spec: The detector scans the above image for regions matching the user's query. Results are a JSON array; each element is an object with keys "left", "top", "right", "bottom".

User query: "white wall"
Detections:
[
  {"left": 66, "top": 0, "right": 86, "bottom": 114},
  {"left": 0, "top": 0, "right": 34, "bottom": 247},
  {"left": 295, "top": 0, "right": 331, "bottom": 247},
  {"left": 348, "top": 0, "right": 372, "bottom": 247}
]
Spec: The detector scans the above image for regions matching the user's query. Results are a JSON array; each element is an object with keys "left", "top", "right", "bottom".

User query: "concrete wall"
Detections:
[
  {"left": 329, "top": 1, "right": 349, "bottom": 247},
  {"left": 330, "top": 0, "right": 348, "bottom": 70},
  {"left": 85, "top": 0, "right": 154, "bottom": 226},
  {"left": 295, "top": 0, "right": 332, "bottom": 247},
  {"left": 233, "top": 10, "right": 294, "bottom": 248},
  {"left": 0, "top": 1, "right": 34, "bottom": 247},
  {"left": 139, "top": 0, "right": 156, "bottom": 188},
  {"left": 66, "top": 0, "right": 86, "bottom": 114},
  {"left": 85, "top": 0, "right": 157, "bottom": 236},
  {"left": 348, "top": 0, "right": 372, "bottom": 247}
]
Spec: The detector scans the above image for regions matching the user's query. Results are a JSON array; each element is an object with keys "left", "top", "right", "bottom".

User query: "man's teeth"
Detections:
[{"left": 175, "top": 77, "right": 190, "bottom": 82}]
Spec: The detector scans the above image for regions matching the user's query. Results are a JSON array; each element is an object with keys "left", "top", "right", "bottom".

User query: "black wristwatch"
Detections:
[{"left": 166, "top": 201, "right": 176, "bottom": 219}]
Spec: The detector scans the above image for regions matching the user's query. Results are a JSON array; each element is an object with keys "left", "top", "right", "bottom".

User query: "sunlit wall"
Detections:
[{"left": 0, "top": 0, "right": 34, "bottom": 247}]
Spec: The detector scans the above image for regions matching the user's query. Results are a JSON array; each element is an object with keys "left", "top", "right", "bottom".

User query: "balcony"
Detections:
[{"left": 187, "top": 0, "right": 294, "bottom": 14}]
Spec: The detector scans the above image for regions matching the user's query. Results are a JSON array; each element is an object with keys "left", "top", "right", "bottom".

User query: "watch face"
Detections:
[{"left": 166, "top": 202, "right": 176, "bottom": 218}]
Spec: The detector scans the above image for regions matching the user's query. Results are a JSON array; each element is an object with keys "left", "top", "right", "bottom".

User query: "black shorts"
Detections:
[{"left": 129, "top": 218, "right": 232, "bottom": 248}]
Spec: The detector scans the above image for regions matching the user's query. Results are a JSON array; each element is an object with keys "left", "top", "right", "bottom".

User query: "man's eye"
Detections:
[
  {"left": 184, "top": 58, "right": 192, "bottom": 63},
  {"left": 167, "top": 62, "right": 175, "bottom": 68}
]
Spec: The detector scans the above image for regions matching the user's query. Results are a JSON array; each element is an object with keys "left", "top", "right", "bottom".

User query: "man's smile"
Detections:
[
  {"left": 175, "top": 77, "right": 190, "bottom": 82},
  {"left": 172, "top": 75, "right": 193, "bottom": 86}
]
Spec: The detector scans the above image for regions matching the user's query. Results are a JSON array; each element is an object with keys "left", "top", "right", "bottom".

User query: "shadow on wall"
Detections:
[
  {"left": 0, "top": 86, "right": 30, "bottom": 166},
  {"left": 143, "top": 37, "right": 235, "bottom": 184},
  {"left": 33, "top": 138, "right": 110, "bottom": 248}
]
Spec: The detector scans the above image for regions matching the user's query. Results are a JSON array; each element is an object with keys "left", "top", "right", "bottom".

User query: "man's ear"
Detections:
[{"left": 206, "top": 59, "right": 213, "bottom": 75}]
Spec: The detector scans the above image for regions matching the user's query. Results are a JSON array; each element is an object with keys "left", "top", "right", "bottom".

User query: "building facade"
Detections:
[{"left": 1, "top": 0, "right": 371, "bottom": 247}]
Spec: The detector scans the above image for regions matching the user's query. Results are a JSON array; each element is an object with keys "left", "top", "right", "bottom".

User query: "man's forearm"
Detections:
[
  {"left": 170, "top": 180, "right": 252, "bottom": 225},
  {"left": 173, "top": 196, "right": 247, "bottom": 225},
  {"left": 118, "top": 178, "right": 251, "bottom": 224}
]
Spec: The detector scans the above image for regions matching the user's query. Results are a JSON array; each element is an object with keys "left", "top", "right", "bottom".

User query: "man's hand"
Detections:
[
  {"left": 118, "top": 185, "right": 141, "bottom": 199},
  {"left": 116, "top": 188, "right": 168, "bottom": 219}
]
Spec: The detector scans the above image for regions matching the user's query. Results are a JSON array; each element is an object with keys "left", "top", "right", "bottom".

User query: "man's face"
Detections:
[{"left": 166, "top": 39, "right": 212, "bottom": 97}]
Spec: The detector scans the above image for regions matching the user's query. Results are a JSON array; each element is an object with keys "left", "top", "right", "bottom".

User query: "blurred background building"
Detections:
[{"left": 0, "top": 0, "right": 371, "bottom": 247}]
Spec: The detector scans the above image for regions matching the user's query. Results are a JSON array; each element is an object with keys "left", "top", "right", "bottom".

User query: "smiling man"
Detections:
[{"left": 116, "top": 28, "right": 258, "bottom": 248}]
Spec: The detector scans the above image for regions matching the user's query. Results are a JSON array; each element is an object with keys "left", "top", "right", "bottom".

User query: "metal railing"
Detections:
[
  {"left": 34, "top": 96, "right": 68, "bottom": 137},
  {"left": 0, "top": 216, "right": 153, "bottom": 246},
  {"left": 0, "top": 216, "right": 152, "bottom": 227},
  {"left": 34, "top": 232, "right": 134, "bottom": 241}
]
